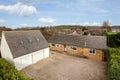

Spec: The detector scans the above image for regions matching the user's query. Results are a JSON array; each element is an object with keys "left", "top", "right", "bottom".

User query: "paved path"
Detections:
[{"left": 22, "top": 51, "right": 107, "bottom": 80}]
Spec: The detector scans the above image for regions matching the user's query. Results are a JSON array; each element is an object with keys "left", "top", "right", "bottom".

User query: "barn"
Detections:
[
  {"left": 48, "top": 34, "right": 107, "bottom": 61},
  {"left": 0, "top": 30, "right": 49, "bottom": 70}
]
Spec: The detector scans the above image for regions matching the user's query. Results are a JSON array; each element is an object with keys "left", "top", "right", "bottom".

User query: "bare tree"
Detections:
[
  {"left": 102, "top": 20, "right": 110, "bottom": 27},
  {"left": 102, "top": 20, "right": 111, "bottom": 32}
]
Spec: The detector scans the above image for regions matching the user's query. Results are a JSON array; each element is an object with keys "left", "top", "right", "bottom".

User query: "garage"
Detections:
[
  {"left": 33, "top": 50, "right": 44, "bottom": 63},
  {"left": 14, "top": 48, "right": 50, "bottom": 70},
  {"left": 43, "top": 48, "right": 50, "bottom": 58},
  {"left": 21, "top": 54, "right": 33, "bottom": 69},
  {"left": 1, "top": 30, "right": 50, "bottom": 70}
]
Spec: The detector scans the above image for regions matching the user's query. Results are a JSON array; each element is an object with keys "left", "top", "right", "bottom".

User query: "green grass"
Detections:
[{"left": 106, "top": 32, "right": 117, "bottom": 35}]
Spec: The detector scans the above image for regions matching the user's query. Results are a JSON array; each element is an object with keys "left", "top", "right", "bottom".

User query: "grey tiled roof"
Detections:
[
  {"left": 3, "top": 30, "right": 49, "bottom": 58},
  {"left": 48, "top": 35, "right": 107, "bottom": 50}
]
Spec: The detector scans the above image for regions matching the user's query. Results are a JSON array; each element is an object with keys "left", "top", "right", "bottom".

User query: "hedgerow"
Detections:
[
  {"left": 106, "top": 32, "right": 120, "bottom": 48},
  {"left": 108, "top": 48, "right": 120, "bottom": 80},
  {"left": 0, "top": 58, "right": 32, "bottom": 80}
]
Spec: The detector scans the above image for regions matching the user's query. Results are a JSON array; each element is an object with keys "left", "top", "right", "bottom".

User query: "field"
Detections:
[{"left": 22, "top": 51, "right": 107, "bottom": 80}]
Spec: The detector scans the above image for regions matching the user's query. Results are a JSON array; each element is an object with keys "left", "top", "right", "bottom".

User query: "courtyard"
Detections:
[{"left": 22, "top": 51, "right": 107, "bottom": 80}]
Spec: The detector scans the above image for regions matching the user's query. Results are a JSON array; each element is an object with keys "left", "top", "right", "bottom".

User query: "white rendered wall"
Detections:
[
  {"left": 0, "top": 33, "right": 14, "bottom": 64},
  {"left": 32, "top": 49, "right": 44, "bottom": 63},
  {"left": 43, "top": 48, "right": 50, "bottom": 58},
  {"left": 14, "top": 47, "right": 50, "bottom": 70},
  {"left": 14, "top": 53, "right": 32, "bottom": 70}
]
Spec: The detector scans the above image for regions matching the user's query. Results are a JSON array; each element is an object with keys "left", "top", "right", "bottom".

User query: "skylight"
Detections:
[
  {"left": 18, "top": 39, "right": 23, "bottom": 45},
  {"left": 35, "top": 37, "right": 40, "bottom": 42},
  {"left": 36, "top": 37, "right": 40, "bottom": 42},
  {"left": 29, "top": 39, "right": 33, "bottom": 44}
]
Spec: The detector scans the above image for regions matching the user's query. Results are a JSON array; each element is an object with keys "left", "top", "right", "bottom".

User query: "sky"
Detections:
[{"left": 0, "top": 0, "right": 120, "bottom": 28}]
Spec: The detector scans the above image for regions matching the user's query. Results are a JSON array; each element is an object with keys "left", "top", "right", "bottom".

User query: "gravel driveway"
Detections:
[{"left": 22, "top": 51, "right": 107, "bottom": 80}]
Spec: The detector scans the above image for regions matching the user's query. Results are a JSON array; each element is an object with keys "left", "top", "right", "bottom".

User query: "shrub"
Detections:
[
  {"left": 106, "top": 32, "right": 120, "bottom": 48},
  {"left": 0, "top": 58, "right": 32, "bottom": 80},
  {"left": 108, "top": 48, "right": 120, "bottom": 80}
]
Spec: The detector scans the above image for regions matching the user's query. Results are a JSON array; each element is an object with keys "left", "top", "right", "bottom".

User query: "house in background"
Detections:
[
  {"left": 111, "top": 26, "right": 120, "bottom": 32},
  {"left": 48, "top": 34, "right": 107, "bottom": 61},
  {"left": 0, "top": 30, "right": 49, "bottom": 70}
]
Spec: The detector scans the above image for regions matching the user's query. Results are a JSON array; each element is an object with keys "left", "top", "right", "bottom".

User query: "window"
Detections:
[
  {"left": 56, "top": 44, "right": 59, "bottom": 47},
  {"left": 18, "top": 39, "right": 23, "bottom": 45},
  {"left": 89, "top": 49, "right": 96, "bottom": 54},
  {"left": 71, "top": 46, "right": 77, "bottom": 50},
  {"left": 56, "top": 44, "right": 62, "bottom": 48},
  {"left": 36, "top": 38, "right": 40, "bottom": 42},
  {"left": 36, "top": 37, "right": 40, "bottom": 42},
  {"left": 28, "top": 39, "right": 33, "bottom": 44},
  {"left": 51, "top": 43, "right": 55, "bottom": 46},
  {"left": 59, "top": 44, "right": 62, "bottom": 48}
]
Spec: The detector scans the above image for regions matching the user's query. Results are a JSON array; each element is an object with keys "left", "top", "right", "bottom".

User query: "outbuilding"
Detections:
[
  {"left": 0, "top": 30, "right": 49, "bottom": 70},
  {"left": 48, "top": 34, "right": 107, "bottom": 61}
]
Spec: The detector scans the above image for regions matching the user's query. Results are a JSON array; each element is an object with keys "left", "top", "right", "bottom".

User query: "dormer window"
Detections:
[{"left": 18, "top": 39, "right": 23, "bottom": 45}]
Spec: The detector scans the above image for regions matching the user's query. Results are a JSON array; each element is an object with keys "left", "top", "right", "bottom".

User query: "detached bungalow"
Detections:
[
  {"left": 48, "top": 34, "right": 107, "bottom": 61},
  {"left": 0, "top": 30, "right": 49, "bottom": 70}
]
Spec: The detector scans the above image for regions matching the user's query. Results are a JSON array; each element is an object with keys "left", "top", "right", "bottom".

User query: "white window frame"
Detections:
[
  {"left": 89, "top": 49, "right": 96, "bottom": 55},
  {"left": 56, "top": 44, "right": 59, "bottom": 47},
  {"left": 56, "top": 44, "right": 62, "bottom": 48},
  {"left": 59, "top": 44, "right": 62, "bottom": 48},
  {"left": 70, "top": 46, "right": 77, "bottom": 50}
]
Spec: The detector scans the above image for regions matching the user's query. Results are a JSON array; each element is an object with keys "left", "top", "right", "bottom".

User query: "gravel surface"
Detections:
[{"left": 22, "top": 51, "right": 107, "bottom": 80}]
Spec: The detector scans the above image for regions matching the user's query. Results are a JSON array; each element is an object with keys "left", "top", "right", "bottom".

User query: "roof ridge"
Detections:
[{"left": 3, "top": 30, "right": 40, "bottom": 32}]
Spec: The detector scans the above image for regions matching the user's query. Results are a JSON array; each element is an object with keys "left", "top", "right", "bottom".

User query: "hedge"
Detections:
[
  {"left": 106, "top": 32, "right": 120, "bottom": 48},
  {"left": 0, "top": 58, "right": 32, "bottom": 80},
  {"left": 108, "top": 48, "right": 120, "bottom": 80}
]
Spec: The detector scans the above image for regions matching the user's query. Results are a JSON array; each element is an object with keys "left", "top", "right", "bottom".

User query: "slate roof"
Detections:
[
  {"left": 48, "top": 35, "right": 107, "bottom": 50},
  {"left": 3, "top": 30, "right": 49, "bottom": 58}
]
